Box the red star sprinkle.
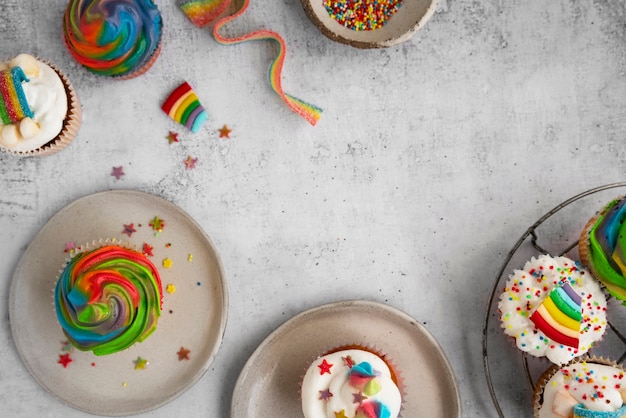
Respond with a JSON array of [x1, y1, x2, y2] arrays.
[[122, 223, 136, 237], [218, 124, 232, 138], [319, 389, 333, 401], [111, 166, 125, 180], [177, 347, 191, 361], [342, 355, 355, 368], [318, 359, 333, 375], [149, 216, 165, 232], [142, 243, 154, 256], [184, 156, 198, 170], [166, 131, 179, 144], [58, 353, 72, 368]]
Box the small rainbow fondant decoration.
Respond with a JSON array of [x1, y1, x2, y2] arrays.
[[177, 0, 229, 28], [355, 400, 392, 418], [0, 67, 33, 125], [161, 81, 208, 133], [529, 281, 582, 348], [349, 362, 381, 395]]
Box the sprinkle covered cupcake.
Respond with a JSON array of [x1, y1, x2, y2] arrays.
[[301, 346, 402, 418], [533, 357, 626, 418], [63, 0, 163, 79], [54, 242, 163, 356], [498, 255, 608, 365], [0, 54, 81, 156], [579, 197, 626, 304]]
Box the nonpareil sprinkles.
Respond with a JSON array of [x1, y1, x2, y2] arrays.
[[324, 0, 404, 31]]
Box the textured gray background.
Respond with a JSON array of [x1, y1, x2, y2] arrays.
[[1, 0, 625, 417]]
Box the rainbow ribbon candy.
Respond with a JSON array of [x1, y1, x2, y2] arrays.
[[0, 67, 33, 125], [178, 0, 322, 126]]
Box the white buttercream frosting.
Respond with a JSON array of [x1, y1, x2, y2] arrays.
[[0, 55, 68, 152], [301, 349, 401, 418]]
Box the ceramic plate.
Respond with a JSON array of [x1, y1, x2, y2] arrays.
[[300, 0, 439, 48], [231, 300, 460, 417], [9, 190, 228, 416]]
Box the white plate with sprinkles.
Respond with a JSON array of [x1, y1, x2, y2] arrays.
[[300, 0, 439, 48], [230, 300, 460, 417], [9, 190, 228, 416]]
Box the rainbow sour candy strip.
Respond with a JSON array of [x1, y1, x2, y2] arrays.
[[178, 0, 322, 125], [0, 67, 33, 125], [177, 0, 229, 28], [162, 81, 209, 133]]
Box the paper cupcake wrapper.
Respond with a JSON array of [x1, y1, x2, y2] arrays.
[[1, 58, 81, 157], [532, 356, 625, 418]]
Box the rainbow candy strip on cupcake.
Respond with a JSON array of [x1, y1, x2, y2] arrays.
[[498, 255, 607, 365], [63, 0, 162, 78], [301, 348, 402, 418], [54, 243, 163, 356]]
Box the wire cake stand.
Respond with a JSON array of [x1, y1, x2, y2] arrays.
[[482, 182, 626, 417]]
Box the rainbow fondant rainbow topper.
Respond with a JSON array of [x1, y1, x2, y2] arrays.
[[0, 67, 33, 126], [162, 81, 208, 133], [529, 281, 582, 348], [177, 0, 322, 126]]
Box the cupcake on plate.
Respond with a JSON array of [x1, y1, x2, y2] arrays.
[[301, 345, 403, 418], [498, 254, 608, 365], [63, 0, 163, 79], [579, 197, 626, 304], [533, 357, 626, 418], [54, 240, 163, 356], [0, 54, 81, 156]]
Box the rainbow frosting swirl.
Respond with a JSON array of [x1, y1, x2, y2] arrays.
[[586, 198, 626, 302], [54, 245, 163, 356], [63, 0, 162, 77]]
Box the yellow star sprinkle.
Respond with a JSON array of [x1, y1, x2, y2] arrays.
[[134, 357, 148, 370], [163, 258, 173, 268], [166, 284, 176, 294]]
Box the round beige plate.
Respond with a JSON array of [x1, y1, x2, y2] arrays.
[[9, 190, 228, 416], [300, 0, 439, 48], [231, 300, 460, 417]]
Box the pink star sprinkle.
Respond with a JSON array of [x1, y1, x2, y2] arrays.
[[184, 156, 198, 170], [122, 223, 136, 237], [111, 166, 125, 180]]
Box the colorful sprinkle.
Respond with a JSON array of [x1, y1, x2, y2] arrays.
[[149, 216, 165, 232], [163, 258, 173, 269], [218, 124, 231, 138], [324, 0, 404, 31], [184, 155, 198, 170], [111, 166, 125, 180], [122, 223, 137, 237], [166, 131, 179, 144], [133, 356, 149, 370], [166, 284, 176, 294], [58, 353, 72, 368], [177, 346, 191, 361]]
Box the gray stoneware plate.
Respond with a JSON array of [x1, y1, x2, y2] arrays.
[[231, 300, 460, 417], [9, 190, 228, 416], [300, 0, 439, 48]]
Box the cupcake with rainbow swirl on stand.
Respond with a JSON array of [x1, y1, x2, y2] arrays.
[[54, 239, 163, 356], [62, 0, 163, 79]]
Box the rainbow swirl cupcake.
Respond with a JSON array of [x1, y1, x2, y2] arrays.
[[54, 243, 163, 356], [63, 0, 163, 79], [580, 197, 626, 304]]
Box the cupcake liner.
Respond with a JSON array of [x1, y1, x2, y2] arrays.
[[2, 58, 81, 157], [532, 356, 625, 418]]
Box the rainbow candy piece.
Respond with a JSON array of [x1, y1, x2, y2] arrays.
[[177, 0, 229, 27], [161, 81, 208, 133], [349, 362, 382, 395], [178, 0, 322, 125], [529, 281, 582, 348], [355, 400, 392, 418], [0, 67, 33, 125], [55, 245, 163, 356]]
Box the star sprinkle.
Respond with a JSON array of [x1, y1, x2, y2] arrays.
[[352, 392, 368, 404], [342, 355, 355, 368], [334, 411, 348, 418], [218, 124, 232, 138], [163, 258, 173, 269], [58, 353, 72, 368], [319, 389, 333, 401], [64, 242, 76, 253], [318, 359, 333, 375], [184, 156, 198, 170], [111, 166, 125, 180], [149, 216, 165, 232], [134, 356, 149, 370], [142, 243, 154, 256], [177, 347, 191, 361], [166, 131, 179, 144], [166, 284, 176, 294], [122, 223, 136, 237]]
